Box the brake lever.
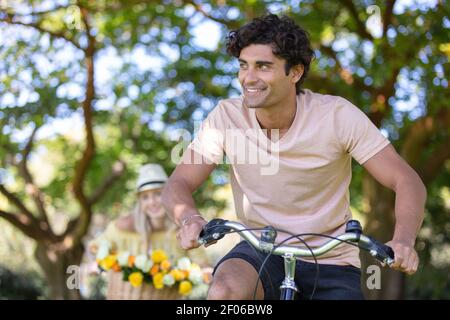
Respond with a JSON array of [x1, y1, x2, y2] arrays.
[[365, 236, 395, 266], [198, 218, 231, 246]]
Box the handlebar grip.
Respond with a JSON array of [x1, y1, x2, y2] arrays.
[[378, 243, 395, 260], [198, 219, 229, 246], [367, 237, 395, 265]]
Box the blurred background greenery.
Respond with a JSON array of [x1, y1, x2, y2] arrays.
[[0, 0, 448, 299]]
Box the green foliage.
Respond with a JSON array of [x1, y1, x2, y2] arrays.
[[0, 0, 448, 299], [0, 265, 44, 299]]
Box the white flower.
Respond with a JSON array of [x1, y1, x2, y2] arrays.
[[177, 257, 191, 270], [188, 283, 209, 299], [190, 263, 201, 270], [96, 240, 111, 260], [188, 268, 203, 285], [142, 260, 153, 273], [99, 239, 111, 248], [134, 254, 147, 269], [117, 252, 130, 267], [163, 274, 175, 286], [135, 254, 153, 272]]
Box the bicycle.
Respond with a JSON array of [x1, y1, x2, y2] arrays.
[[198, 218, 395, 300]]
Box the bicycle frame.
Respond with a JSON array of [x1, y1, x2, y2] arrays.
[[280, 253, 298, 300]]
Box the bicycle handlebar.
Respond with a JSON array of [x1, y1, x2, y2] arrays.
[[198, 219, 395, 266]]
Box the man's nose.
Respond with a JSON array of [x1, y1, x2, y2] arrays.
[[242, 67, 258, 84]]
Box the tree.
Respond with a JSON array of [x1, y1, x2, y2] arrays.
[[157, 0, 450, 299], [0, 1, 125, 299], [0, 0, 227, 298], [1, 0, 448, 299]]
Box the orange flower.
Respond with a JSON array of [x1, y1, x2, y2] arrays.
[[202, 272, 212, 284], [160, 260, 171, 271], [150, 264, 160, 276], [112, 262, 121, 272], [169, 269, 186, 281], [128, 255, 135, 268]]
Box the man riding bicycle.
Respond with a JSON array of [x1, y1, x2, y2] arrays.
[[162, 14, 426, 300]]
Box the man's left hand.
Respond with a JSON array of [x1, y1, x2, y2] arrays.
[[385, 240, 419, 275]]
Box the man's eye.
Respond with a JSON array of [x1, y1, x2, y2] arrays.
[[259, 65, 269, 70]]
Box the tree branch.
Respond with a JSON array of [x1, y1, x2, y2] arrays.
[[88, 160, 126, 206], [16, 125, 53, 234], [382, 0, 397, 37], [401, 108, 450, 172], [183, 0, 240, 30], [338, 0, 374, 40], [0, 13, 82, 50], [0, 186, 50, 240], [419, 137, 450, 185], [0, 4, 69, 17], [367, 66, 401, 127], [0, 184, 36, 221], [0, 209, 43, 240], [70, 2, 96, 246], [319, 44, 372, 93]]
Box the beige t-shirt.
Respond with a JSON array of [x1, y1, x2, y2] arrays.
[[188, 89, 390, 267]]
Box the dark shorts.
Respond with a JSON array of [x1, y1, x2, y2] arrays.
[[213, 241, 364, 300]]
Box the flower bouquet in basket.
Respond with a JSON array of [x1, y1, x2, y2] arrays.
[[95, 240, 211, 296]]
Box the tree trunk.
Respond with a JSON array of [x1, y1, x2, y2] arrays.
[[361, 173, 406, 299], [35, 242, 84, 300]]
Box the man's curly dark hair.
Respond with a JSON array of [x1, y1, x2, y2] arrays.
[[226, 14, 315, 94]]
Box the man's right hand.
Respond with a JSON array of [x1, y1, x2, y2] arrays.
[[176, 215, 207, 250]]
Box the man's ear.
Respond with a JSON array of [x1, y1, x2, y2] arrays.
[[290, 64, 304, 84]]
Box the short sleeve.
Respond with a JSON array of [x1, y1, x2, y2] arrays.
[[186, 103, 226, 165], [334, 97, 390, 164]]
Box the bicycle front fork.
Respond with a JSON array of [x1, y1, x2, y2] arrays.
[[279, 253, 299, 300]]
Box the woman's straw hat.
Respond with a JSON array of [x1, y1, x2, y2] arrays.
[[136, 164, 168, 193]]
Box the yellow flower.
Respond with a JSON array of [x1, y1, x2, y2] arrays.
[[99, 255, 117, 270], [169, 269, 186, 281], [178, 280, 193, 295], [128, 272, 144, 288], [151, 249, 168, 264], [160, 259, 171, 271], [153, 272, 164, 289]]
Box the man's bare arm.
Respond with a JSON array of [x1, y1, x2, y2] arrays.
[[363, 144, 426, 274], [162, 148, 216, 249]]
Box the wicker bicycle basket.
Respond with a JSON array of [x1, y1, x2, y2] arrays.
[[105, 271, 182, 300]]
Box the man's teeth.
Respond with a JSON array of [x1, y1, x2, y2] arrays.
[[246, 88, 264, 92]]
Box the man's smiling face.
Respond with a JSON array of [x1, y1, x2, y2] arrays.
[[238, 44, 299, 109]]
